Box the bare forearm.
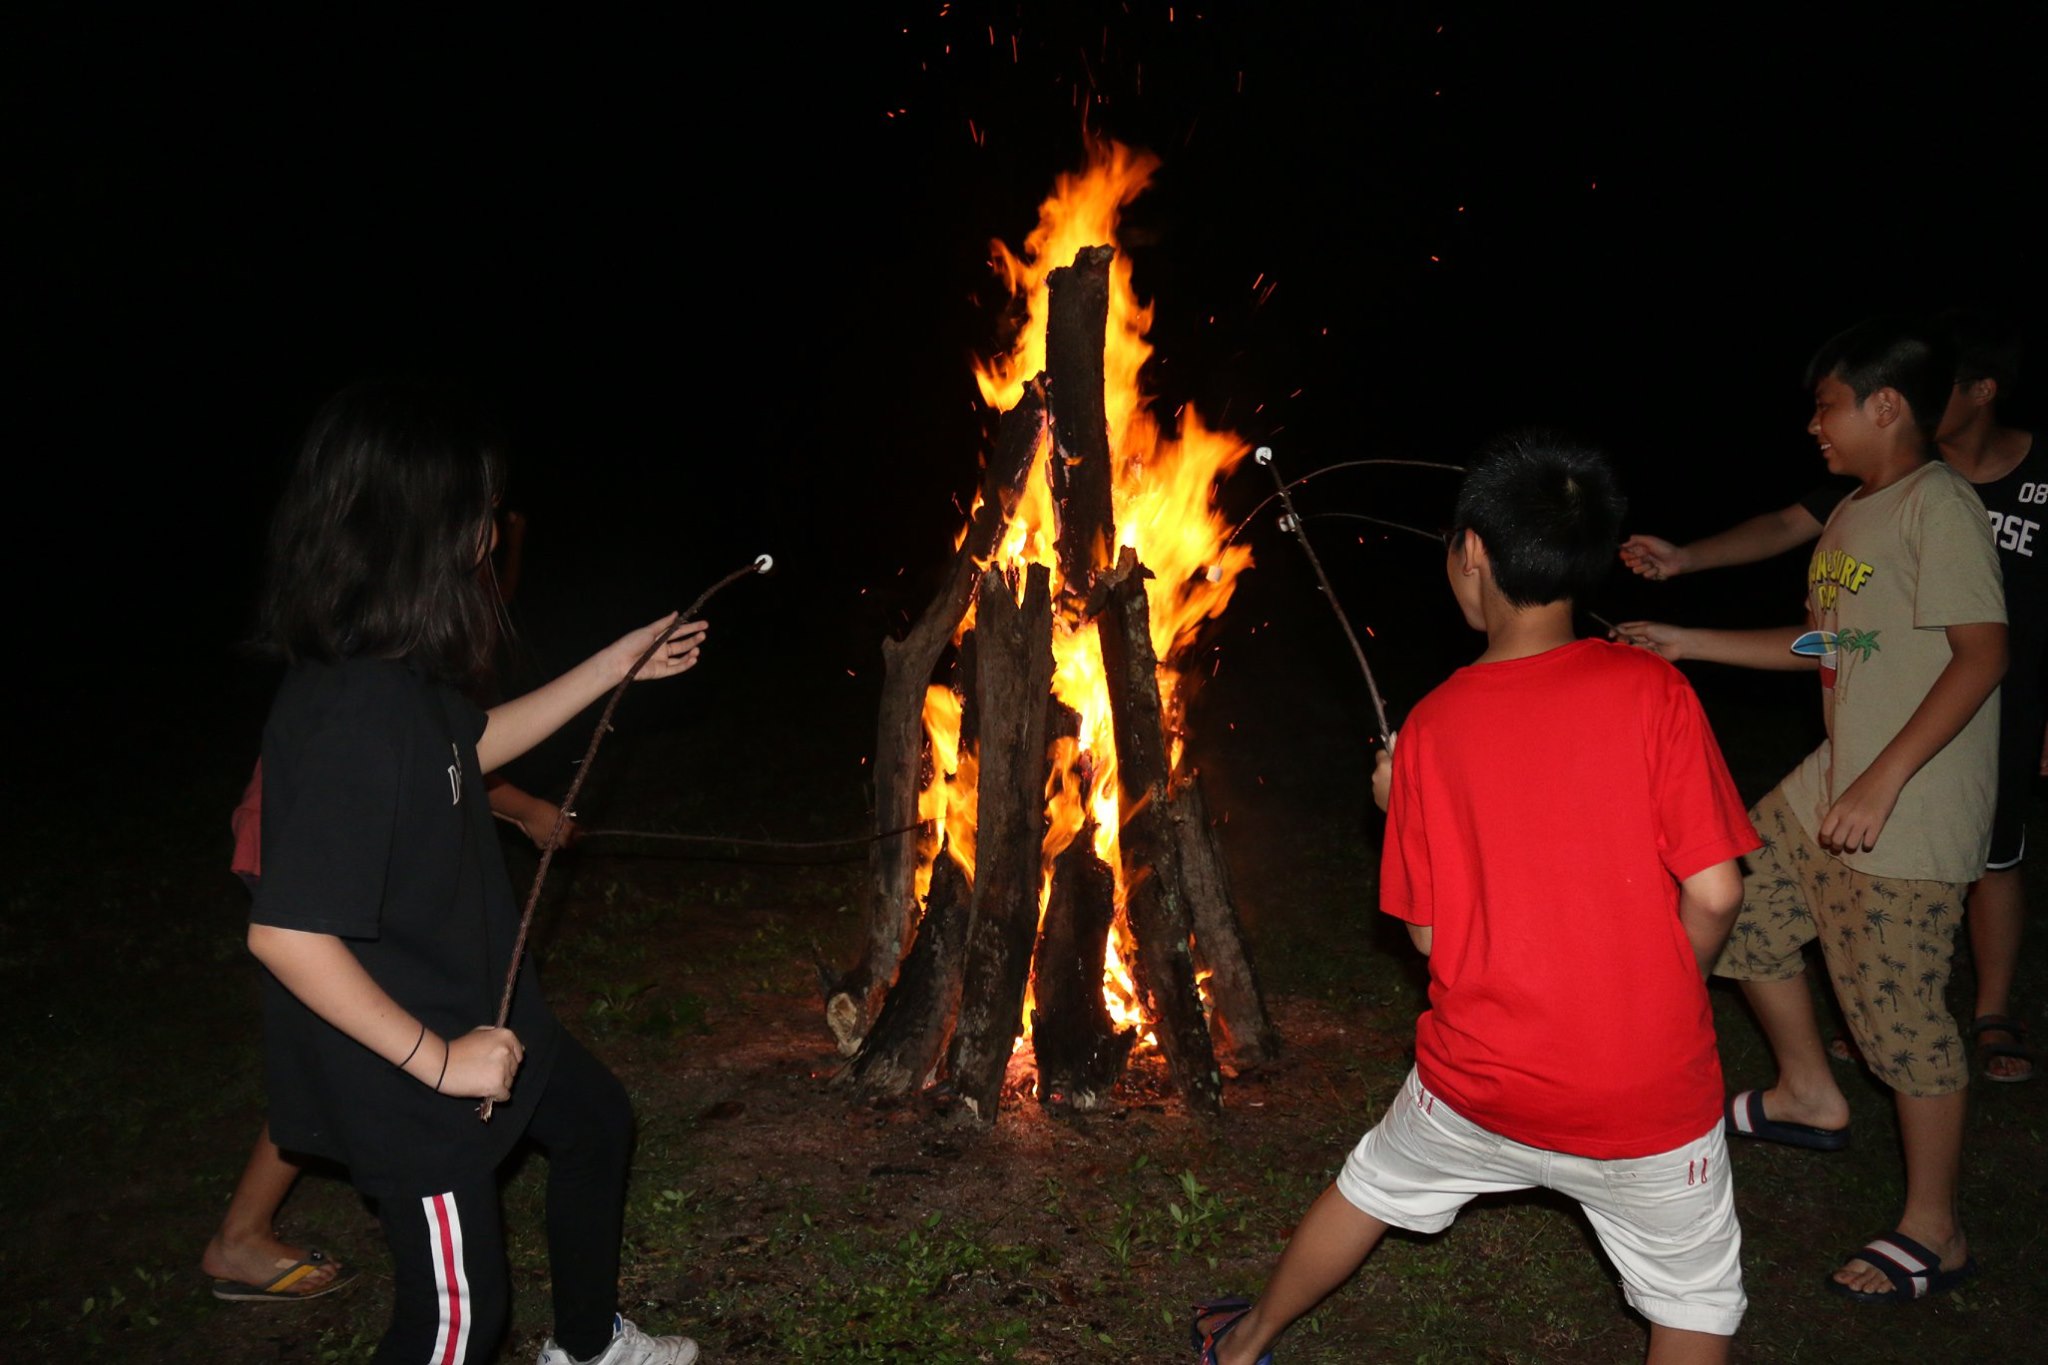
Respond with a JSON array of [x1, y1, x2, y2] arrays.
[[1406, 923, 1433, 956], [1676, 862, 1743, 975], [477, 614, 706, 773], [1684, 506, 1823, 573], [1860, 625, 2007, 795], [478, 654, 616, 773], [1613, 617, 1813, 668], [246, 925, 444, 1083]]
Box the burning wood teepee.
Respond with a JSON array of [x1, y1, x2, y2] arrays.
[[825, 139, 1277, 1125]]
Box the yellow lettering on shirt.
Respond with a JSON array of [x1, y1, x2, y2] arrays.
[[1808, 547, 1879, 611]]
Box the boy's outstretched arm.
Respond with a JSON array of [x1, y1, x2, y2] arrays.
[[1676, 860, 1744, 975], [1619, 503, 1823, 580], [1609, 621, 1812, 669], [1818, 621, 2006, 854]]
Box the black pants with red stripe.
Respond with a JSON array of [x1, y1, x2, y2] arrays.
[[371, 1035, 633, 1364]]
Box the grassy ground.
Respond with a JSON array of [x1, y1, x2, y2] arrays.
[[4, 578, 2045, 1363]]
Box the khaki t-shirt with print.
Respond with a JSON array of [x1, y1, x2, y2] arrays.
[[1780, 460, 2005, 883]]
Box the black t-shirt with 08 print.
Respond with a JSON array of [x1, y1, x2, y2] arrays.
[[250, 657, 562, 1198]]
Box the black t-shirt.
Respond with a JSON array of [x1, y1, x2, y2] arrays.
[[251, 658, 562, 1197], [1971, 436, 2048, 730]]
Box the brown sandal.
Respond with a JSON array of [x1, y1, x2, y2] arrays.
[[1969, 1015, 2035, 1084]]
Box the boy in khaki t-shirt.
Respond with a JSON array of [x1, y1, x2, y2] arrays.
[[1782, 458, 2003, 884], [1615, 315, 2005, 1307]]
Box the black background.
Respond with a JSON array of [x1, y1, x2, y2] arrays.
[[12, 3, 2045, 779]]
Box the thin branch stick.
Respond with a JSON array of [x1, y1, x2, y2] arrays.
[[1305, 511, 1447, 545], [572, 819, 924, 850], [1227, 457, 1464, 545], [478, 554, 771, 1120], [1255, 448, 1394, 748]]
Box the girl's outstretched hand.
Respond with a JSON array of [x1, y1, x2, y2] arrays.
[[439, 1026, 525, 1101], [603, 612, 709, 685]]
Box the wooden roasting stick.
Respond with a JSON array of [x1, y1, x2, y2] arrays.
[[1255, 446, 1395, 749], [478, 554, 773, 1120]]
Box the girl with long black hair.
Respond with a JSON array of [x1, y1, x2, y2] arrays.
[[247, 377, 702, 1364]]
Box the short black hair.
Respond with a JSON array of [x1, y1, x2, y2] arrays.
[[1803, 315, 1956, 444], [260, 377, 507, 685], [1451, 429, 1625, 608], [1938, 304, 2022, 390]]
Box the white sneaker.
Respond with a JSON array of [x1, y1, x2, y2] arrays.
[[537, 1314, 700, 1365]]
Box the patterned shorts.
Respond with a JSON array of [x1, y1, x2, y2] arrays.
[[1712, 785, 1968, 1098]]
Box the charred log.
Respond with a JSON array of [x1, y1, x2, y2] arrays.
[[1046, 245, 1117, 586], [945, 565, 1055, 1123], [1031, 823, 1133, 1112], [847, 850, 972, 1098], [1095, 547, 1222, 1117], [1169, 773, 1278, 1069], [829, 382, 1048, 1052]]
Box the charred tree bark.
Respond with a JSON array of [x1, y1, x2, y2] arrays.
[[1032, 820, 1133, 1112], [1095, 548, 1222, 1117], [946, 565, 1055, 1123], [847, 850, 972, 1098], [829, 382, 1048, 1053], [1169, 773, 1278, 1069], [1047, 245, 1117, 586]]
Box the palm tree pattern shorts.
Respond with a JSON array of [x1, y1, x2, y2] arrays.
[[1712, 785, 1968, 1098]]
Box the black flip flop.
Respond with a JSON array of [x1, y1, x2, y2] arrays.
[[1723, 1089, 1849, 1152]]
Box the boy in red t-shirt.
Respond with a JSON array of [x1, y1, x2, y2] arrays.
[[1193, 432, 1760, 1365]]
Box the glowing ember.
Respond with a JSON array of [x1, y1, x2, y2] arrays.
[[916, 133, 1256, 1047]]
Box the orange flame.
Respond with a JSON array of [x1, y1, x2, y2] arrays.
[[918, 133, 1255, 1048]]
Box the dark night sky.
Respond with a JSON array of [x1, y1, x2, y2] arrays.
[[12, 3, 2046, 771]]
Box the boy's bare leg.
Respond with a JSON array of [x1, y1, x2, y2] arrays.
[[1203, 1185, 1389, 1365], [1646, 1324, 1730, 1365], [1737, 971, 1851, 1130], [200, 1124, 341, 1290], [1967, 867, 2029, 1078], [1833, 1088, 1969, 1293]]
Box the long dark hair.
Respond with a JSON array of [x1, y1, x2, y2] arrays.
[[260, 377, 506, 685]]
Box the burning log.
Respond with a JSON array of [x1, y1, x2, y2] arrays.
[[1169, 775, 1278, 1069], [828, 382, 1049, 1054], [848, 849, 971, 1098], [1047, 244, 1116, 583], [1093, 547, 1222, 1117], [1031, 814, 1133, 1111], [944, 565, 1054, 1121], [833, 171, 1273, 1129]]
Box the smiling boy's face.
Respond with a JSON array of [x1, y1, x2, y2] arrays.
[[1807, 372, 1892, 481]]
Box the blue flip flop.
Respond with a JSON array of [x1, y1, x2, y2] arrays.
[[1826, 1231, 1977, 1304], [1723, 1089, 1849, 1152], [1191, 1295, 1274, 1365]]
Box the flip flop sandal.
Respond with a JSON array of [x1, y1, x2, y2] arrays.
[[1723, 1089, 1850, 1151], [1968, 1015, 2036, 1083], [209, 1249, 361, 1303], [1825, 1231, 1977, 1304], [1191, 1294, 1274, 1365]]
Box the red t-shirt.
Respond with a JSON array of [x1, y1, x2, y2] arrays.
[[231, 760, 263, 880], [1380, 639, 1760, 1159]]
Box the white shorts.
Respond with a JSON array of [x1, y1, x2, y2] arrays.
[[1336, 1069, 1746, 1336]]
